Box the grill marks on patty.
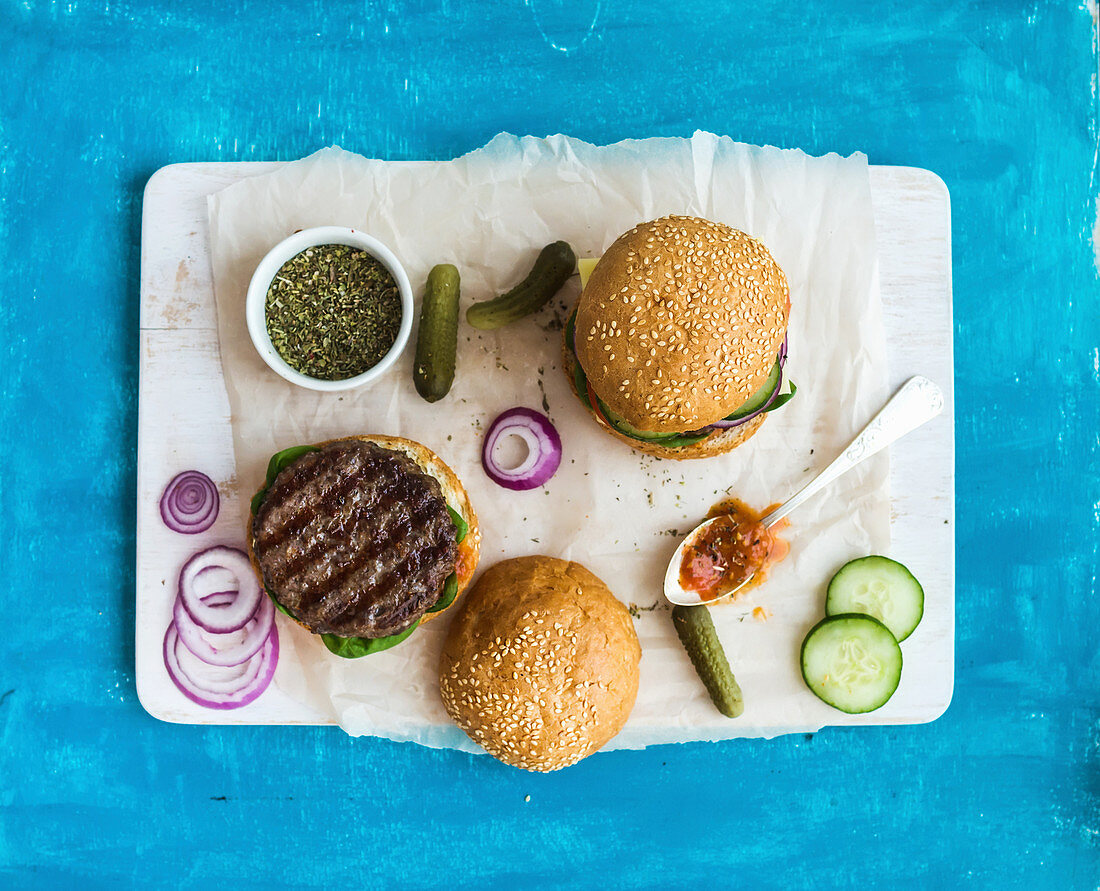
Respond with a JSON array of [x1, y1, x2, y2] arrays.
[[252, 440, 458, 638]]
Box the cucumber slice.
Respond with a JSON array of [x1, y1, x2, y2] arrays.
[[723, 357, 782, 421], [801, 614, 902, 713], [653, 430, 714, 449], [825, 556, 924, 642], [597, 398, 679, 442], [602, 402, 712, 448]]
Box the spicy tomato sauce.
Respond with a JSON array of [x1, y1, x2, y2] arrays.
[[678, 499, 789, 602]]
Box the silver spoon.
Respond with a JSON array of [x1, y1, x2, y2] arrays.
[[663, 375, 945, 607]]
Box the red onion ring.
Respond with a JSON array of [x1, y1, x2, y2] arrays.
[[163, 622, 278, 709], [199, 591, 237, 608], [177, 546, 262, 633], [173, 592, 274, 667], [190, 564, 240, 600], [170, 625, 262, 693], [160, 471, 219, 534], [482, 407, 562, 490]]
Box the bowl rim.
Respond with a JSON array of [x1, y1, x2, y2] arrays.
[[244, 226, 414, 392]]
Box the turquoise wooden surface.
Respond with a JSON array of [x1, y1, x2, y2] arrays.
[[1, 1, 1097, 887]]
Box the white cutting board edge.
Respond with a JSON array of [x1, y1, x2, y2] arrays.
[[135, 161, 955, 739]]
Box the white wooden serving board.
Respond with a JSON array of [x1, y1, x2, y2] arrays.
[[136, 162, 954, 733]]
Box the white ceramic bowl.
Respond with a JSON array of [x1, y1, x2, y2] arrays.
[[245, 226, 414, 392]]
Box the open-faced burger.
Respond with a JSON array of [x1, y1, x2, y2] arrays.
[[563, 215, 795, 459], [247, 435, 479, 657]]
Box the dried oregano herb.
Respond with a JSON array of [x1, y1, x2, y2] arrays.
[[265, 244, 402, 380]]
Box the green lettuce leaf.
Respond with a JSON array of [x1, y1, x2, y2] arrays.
[[321, 620, 421, 659], [762, 381, 797, 413], [446, 506, 468, 544], [250, 444, 321, 515], [427, 573, 459, 614], [269, 592, 296, 620], [266, 444, 321, 482]]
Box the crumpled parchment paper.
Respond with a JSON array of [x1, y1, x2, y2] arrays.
[[207, 133, 888, 750]]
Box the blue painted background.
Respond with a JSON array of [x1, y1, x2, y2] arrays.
[[1, 1, 1097, 887]]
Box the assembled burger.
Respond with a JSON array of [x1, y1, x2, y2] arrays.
[[563, 215, 795, 459], [248, 435, 479, 658]]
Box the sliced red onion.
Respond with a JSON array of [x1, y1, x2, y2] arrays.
[[160, 471, 219, 534], [173, 591, 274, 667], [200, 591, 237, 608], [178, 546, 262, 633], [170, 624, 262, 693], [164, 622, 278, 709], [482, 407, 562, 491]]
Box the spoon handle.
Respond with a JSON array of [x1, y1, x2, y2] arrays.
[[762, 375, 945, 527]]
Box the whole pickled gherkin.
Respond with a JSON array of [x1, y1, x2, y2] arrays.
[[413, 264, 461, 402], [465, 241, 576, 329], [671, 605, 744, 718]]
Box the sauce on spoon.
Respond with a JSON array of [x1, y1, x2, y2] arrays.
[[678, 500, 790, 602]]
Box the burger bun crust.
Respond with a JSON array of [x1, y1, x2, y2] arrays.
[[439, 556, 641, 772], [562, 332, 767, 459]]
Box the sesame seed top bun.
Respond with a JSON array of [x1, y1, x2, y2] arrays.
[[562, 336, 769, 460], [575, 215, 790, 434], [439, 556, 641, 772]]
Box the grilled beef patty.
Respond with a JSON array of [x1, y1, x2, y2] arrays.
[[251, 440, 458, 638]]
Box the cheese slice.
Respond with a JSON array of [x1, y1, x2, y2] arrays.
[[578, 257, 599, 290]]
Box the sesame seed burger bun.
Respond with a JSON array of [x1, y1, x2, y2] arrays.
[[574, 215, 790, 436], [562, 333, 768, 459], [439, 556, 641, 772]]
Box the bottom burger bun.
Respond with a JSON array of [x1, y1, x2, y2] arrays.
[[562, 338, 767, 459], [439, 556, 641, 772], [248, 435, 480, 642]]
